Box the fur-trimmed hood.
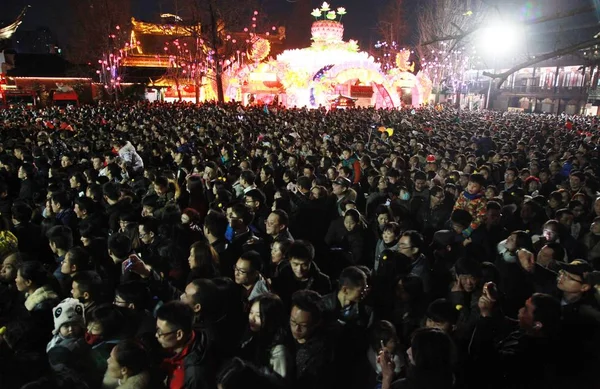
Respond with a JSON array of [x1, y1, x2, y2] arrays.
[[24, 284, 59, 312]]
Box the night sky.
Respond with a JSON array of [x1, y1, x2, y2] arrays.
[[0, 0, 419, 51], [0, 0, 597, 58]]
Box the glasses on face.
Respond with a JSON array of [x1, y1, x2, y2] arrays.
[[233, 266, 249, 275], [398, 244, 413, 250], [558, 270, 582, 283], [113, 298, 127, 306]]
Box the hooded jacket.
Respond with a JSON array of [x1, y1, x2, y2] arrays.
[[118, 141, 144, 172]]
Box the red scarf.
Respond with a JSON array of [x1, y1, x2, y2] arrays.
[[161, 331, 196, 389]]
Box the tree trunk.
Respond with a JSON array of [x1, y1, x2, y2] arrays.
[[208, 0, 224, 103], [195, 76, 200, 104]]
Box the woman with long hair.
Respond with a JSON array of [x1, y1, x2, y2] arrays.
[[187, 239, 219, 281], [239, 293, 293, 379]]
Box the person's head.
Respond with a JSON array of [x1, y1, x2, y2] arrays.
[[240, 170, 256, 189], [504, 167, 518, 184], [517, 293, 561, 337], [536, 242, 564, 268], [52, 297, 85, 338], [541, 220, 560, 242], [343, 208, 362, 232], [0, 252, 21, 283], [47, 225, 74, 254], [413, 171, 427, 192], [108, 233, 132, 261], [138, 217, 158, 245], [180, 278, 219, 317], [73, 197, 95, 219], [369, 320, 400, 357], [425, 299, 459, 333], [50, 191, 71, 213], [375, 205, 394, 228], [244, 189, 266, 212], [260, 166, 273, 183], [569, 170, 585, 190], [399, 230, 423, 259], [61, 247, 90, 275], [265, 210, 289, 237], [234, 250, 262, 287], [407, 328, 456, 371], [226, 203, 253, 231], [450, 209, 473, 234], [287, 240, 315, 281], [505, 230, 533, 253], [114, 281, 150, 311], [557, 260, 593, 297], [454, 257, 481, 292], [71, 271, 102, 304], [155, 301, 194, 350], [203, 211, 228, 240], [106, 339, 150, 380], [290, 290, 323, 343], [382, 222, 401, 245], [396, 274, 424, 302], [17, 163, 34, 180], [86, 304, 123, 345], [248, 293, 286, 339], [556, 208, 574, 229], [15, 260, 49, 293], [188, 240, 219, 270], [337, 266, 367, 307], [271, 237, 292, 265], [332, 176, 350, 196], [467, 173, 485, 195], [486, 201, 502, 226]]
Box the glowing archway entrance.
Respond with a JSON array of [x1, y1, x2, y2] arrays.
[[324, 65, 398, 108]]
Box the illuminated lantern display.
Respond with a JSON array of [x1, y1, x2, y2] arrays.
[[226, 2, 432, 109]]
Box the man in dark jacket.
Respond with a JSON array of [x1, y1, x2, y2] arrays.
[[156, 301, 217, 389], [469, 291, 563, 389], [290, 290, 335, 389], [17, 163, 39, 202], [272, 240, 331, 308]]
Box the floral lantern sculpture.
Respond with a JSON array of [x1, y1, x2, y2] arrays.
[[230, 2, 433, 108], [272, 2, 399, 108]]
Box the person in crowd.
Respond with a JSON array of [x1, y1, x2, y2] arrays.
[[1, 100, 600, 388], [271, 240, 331, 308], [155, 301, 217, 389], [380, 327, 457, 389], [289, 290, 334, 389], [103, 339, 157, 389], [234, 250, 270, 308], [239, 293, 293, 379]]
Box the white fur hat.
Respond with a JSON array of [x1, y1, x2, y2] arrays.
[[52, 298, 85, 335]]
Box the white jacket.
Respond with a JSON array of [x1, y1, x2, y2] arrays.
[[118, 142, 144, 171]]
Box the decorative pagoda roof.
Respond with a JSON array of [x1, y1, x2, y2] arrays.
[[0, 6, 29, 40], [131, 17, 200, 37]]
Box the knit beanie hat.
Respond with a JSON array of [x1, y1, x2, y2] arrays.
[[52, 298, 85, 335]]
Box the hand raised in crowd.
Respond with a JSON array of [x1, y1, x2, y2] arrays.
[[478, 282, 498, 317], [517, 248, 536, 273]]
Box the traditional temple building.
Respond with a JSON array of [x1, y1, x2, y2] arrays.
[[119, 16, 286, 102]]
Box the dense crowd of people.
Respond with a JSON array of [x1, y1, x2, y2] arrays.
[[0, 101, 599, 389]]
